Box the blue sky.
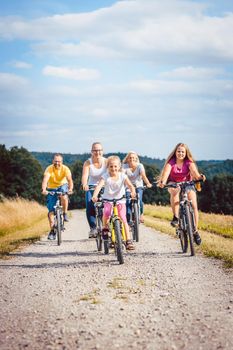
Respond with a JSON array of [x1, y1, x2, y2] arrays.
[[0, 0, 233, 160]]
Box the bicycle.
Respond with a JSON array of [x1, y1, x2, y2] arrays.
[[93, 190, 104, 252], [127, 185, 153, 242], [164, 179, 204, 256], [102, 196, 127, 265], [47, 191, 68, 246]]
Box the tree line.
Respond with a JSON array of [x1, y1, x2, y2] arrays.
[[1, 145, 233, 215]]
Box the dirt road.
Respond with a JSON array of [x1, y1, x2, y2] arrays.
[[0, 210, 232, 350]]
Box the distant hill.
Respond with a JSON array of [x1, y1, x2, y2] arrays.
[[31, 151, 233, 178]]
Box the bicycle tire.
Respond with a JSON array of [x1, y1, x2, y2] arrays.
[[185, 203, 195, 256], [56, 209, 62, 246], [178, 228, 188, 253], [96, 216, 103, 251], [104, 240, 109, 254], [132, 202, 139, 242], [114, 219, 124, 264]]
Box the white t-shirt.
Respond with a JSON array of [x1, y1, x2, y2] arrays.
[[101, 171, 127, 203], [123, 163, 144, 188]]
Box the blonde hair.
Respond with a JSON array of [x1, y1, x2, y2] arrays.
[[123, 151, 140, 164], [158, 143, 196, 181], [107, 155, 122, 170]]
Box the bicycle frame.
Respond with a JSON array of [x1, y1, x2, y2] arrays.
[[110, 204, 126, 243]]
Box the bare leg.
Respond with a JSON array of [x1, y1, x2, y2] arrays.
[[61, 195, 68, 213], [169, 188, 180, 218], [48, 212, 55, 229], [188, 190, 199, 229]]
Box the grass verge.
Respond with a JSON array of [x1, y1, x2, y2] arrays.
[[144, 205, 233, 268], [0, 198, 48, 258]]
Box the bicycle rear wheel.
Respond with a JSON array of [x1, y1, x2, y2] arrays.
[[185, 203, 195, 256], [56, 209, 62, 246], [96, 216, 103, 251], [132, 202, 139, 242], [114, 219, 124, 264]]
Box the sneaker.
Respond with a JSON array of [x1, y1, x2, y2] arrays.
[[102, 228, 110, 241], [63, 213, 69, 222], [126, 239, 135, 250], [47, 230, 56, 240], [89, 228, 97, 238], [170, 215, 179, 227], [193, 231, 202, 245]]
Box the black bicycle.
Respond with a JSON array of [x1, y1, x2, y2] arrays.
[[94, 191, 104, 251], [127, 191, 140, 242], [165, 179, 204, 256], [127, 185, 151, 242], [48, 191, 67, 246]]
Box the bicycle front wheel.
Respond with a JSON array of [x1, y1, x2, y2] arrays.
[[132, 202, 140, 242], [114, 219, 124, 264], [96, 216, 103, 251], [56, 209, 62, 246], [185, 203, 195, 256], [178, 228, 188, 253]]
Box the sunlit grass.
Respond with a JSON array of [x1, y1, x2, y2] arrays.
[[144, 204, 233, 238], [0, 198, 48, 256], [144, 205, 233, 267]]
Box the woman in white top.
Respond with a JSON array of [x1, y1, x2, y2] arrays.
[[81, 142, 107, 237], [123, 151, 152, 223], [92, 155, 136, 250]]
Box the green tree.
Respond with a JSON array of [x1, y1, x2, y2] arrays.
[[0, 145, 44, 202], [198, 175, 233, 215], [69, 160, 85, 209]]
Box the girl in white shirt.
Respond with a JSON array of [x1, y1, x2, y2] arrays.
[[92, 156, 136, 250]]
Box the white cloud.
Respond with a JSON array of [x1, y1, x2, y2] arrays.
[[10, 61, 32, 69], [158, 66, 225, 80], [42, 65, 101, 80], [0, 1, 233, 63], [0, 72, 29, 91]]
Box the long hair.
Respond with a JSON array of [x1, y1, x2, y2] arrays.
[[122, 151, 140, 164], [158, 143, 196, 181]]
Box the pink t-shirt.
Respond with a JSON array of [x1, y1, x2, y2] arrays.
[[168, 158, 192, 182]]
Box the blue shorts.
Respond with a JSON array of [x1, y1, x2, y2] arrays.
[[46, 184, 68, 213]]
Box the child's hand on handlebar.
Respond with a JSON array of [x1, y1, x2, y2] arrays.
[[42, 190, 48, 195]]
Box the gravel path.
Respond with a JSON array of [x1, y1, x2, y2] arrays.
[[0, 210, 232, 350]]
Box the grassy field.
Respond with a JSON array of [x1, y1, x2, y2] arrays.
[[1, 198, 233, 268], [0, 198, 48, 257], [144, 204, 233, 267]]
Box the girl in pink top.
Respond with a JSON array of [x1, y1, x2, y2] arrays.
[[158, 143, 205, 245]]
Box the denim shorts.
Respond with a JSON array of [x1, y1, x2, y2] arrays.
[[46, 184, 68, 213]]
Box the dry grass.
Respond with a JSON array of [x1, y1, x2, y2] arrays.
[[144, 205, 233, 267], [145, 204, 233, 238], [0, 198, 48, 257]]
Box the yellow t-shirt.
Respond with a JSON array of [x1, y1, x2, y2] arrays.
[[44, 164, 71, 189]]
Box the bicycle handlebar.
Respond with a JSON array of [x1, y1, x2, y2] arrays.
[[47, 191, 70, 196], [102, 195, 126, 203], [163, 178, 204, 189]]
